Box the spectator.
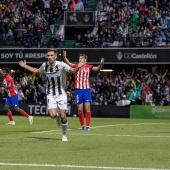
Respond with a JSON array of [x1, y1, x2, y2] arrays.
[[86, 33, 94, 47], [136, 34, 144, 47], [32, 90, 39, 104], [166, 31, 170, 47], [14, 29, 23, 46], [103, 34, 113, 48], [6, 28, 13, 43], [0, 88, 7, 103], [69, 0, 76, 11], [145, 90, 153, 105], [24, 89, 32, 103], [73, 0, 84, 11], [43, 0, 51, 13], [129, 33, 137, 47], [46, 35, 57, 48], [61, 0, 69, 11], [53, 9, 61, 25], [126, 88, 136, 105], [24, 38, 33, 48], [153, 88, 162, 106], [97, 94, 107, 105], [93, 34, 101, 47], [74, 34, 83, 48], [162, 95, 170, 106], [36, 28, 42, 48], [40, 89, 47, 104], [18, 88, 25, 104], [48, 12, 55, 35], [0, 25, 7, 45], [55, 34, 63, 47]]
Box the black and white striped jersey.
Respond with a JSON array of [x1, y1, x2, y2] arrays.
[[39, 61, 71, 96]]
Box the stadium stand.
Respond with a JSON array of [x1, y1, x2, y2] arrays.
[[1, 64, 170, 106], [0, 0, 170, 48]]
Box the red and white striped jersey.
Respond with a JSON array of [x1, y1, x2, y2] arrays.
[[3, 75, 17, 97], [73, 64, 93, 89]]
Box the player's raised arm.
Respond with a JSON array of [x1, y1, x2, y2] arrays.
[[92, 58, 104, 71], [63, 50, 74, 67], [19, 60, 39, 74], [69, 61, 84, 74]]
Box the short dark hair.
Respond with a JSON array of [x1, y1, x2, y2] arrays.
[[79, 54, 88, 59], [47, 49, 57, 54], [2, 67, 10, 73]]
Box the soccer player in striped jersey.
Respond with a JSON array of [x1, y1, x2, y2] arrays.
[[19, 49, 83, 141], [63, 51, 104, 131], [0, 67, 33, 125]]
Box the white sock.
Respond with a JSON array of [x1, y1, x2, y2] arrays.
[[61, 121, 68, 135], [56, 112, 60, 117]]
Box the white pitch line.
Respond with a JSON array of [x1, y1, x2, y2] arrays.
[[32, 129, 59, 133], [68, 133, 170, 138], [82, 123, 166, 129], [31, 123, 167, 134], [40, 132, 170, 138], [32, 132, 170, 138], [32, 129, 72, 134], [0, 163, 169, 170]]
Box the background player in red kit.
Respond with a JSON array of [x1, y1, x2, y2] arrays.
[[0, 67, 33, 125], [63, 52, 104, 130]]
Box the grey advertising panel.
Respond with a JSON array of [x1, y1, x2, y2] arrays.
[[0, 103, 129, 118], [0, 48, 169, 64]]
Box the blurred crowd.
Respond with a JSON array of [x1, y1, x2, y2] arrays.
[[1, 0, 170, 48], [74, 0, 170, 48], [0, 0, 85, 48], [1, 64, 170, 106]]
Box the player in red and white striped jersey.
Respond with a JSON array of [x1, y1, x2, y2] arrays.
[[63, 51, 104, 130], [73, 63, 93, 89]]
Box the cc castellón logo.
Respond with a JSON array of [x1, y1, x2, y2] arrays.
[[116, 51, 157, 60], [116, 51, 123, 60]]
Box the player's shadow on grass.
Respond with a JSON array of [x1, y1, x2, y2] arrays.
[[27, 137, 61, 141]]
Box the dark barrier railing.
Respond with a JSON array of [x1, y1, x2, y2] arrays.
[[2, 103, 170, 119], [71, 104, 130, 118]]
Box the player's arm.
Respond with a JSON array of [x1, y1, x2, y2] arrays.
[[19, 60, 39, 74], [5, 82, 11, 90], [63, 50, 74, 67], [69, 61, 84, 74], [2, 79, 11, 91], [92, 58, 104, 71], [6, 81, 11, 88]]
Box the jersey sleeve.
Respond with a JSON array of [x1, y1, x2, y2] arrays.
[[3, 77, 11, 87], [73, 64, 78, 68], [60, 61, 71, 72], [2, 79, 7, 88], [89, 64, 93, 70], [38, 62, 46, 74]]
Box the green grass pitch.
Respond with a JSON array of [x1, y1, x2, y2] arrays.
[[0, 116, 170, 170]]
